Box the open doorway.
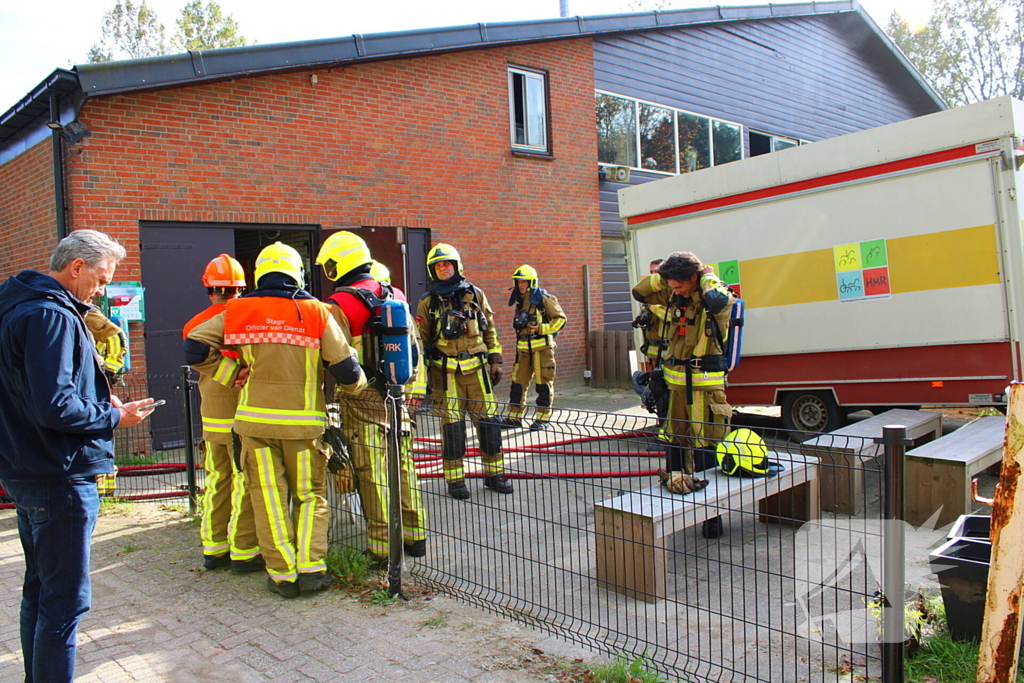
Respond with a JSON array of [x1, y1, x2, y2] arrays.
[[139, 222, 317, 449]]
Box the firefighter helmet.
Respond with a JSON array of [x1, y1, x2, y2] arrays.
[[426, 243, 463, 281], [202, 253, 246, 288], [369, 260, 391, 284], [254, 242, 304, 286], [512, 264, 538, 289], [716, 428, 770, 477], [315, 231, 372, 281]]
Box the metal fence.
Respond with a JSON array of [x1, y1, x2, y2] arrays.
[[328, 396, 900, 683], [14, 369, 904, 682]]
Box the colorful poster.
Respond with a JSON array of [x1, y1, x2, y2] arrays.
[[833, 240, 890, 302], [709, 259, 741, 298]]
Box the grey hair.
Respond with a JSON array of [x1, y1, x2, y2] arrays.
[[50, 230, 127, 272]]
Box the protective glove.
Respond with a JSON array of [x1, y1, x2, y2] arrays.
[[488, 352, 503, 386], [657, 469, 709, 495]]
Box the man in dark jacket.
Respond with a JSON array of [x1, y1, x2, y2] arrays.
[[0, 229, 155, 683]]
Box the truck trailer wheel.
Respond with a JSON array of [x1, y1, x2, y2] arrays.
[[781, 391, 844, 437]]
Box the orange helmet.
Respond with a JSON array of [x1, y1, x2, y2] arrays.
[[202, 254, 246, 287]]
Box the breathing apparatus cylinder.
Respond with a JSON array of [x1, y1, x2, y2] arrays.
[[380, 299, 414, 385]]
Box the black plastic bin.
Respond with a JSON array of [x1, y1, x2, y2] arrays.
[[929, 537, 991, 642], [947, 514, 991, 542]]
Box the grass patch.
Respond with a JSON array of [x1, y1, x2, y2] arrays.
[[369, 589, 399, 606], [122, 542, 137, 554], [417, 613, 448, 629], [99, 498, 135, 515], [906, 632, 1024, 682], [587, 651, 668, 683]]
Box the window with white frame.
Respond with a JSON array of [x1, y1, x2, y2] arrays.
[[596, 91, 744, 174], [509, 67, 548, 153], [749, 131, 804, 156]]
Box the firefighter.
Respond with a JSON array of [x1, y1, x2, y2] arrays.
[[416, 244, 510, 499], [632, 251, 736, 538], [185, 242, 366, 598], [501, 265, 566, 431], [182, 254, 262, 573], [315, 232, 428, 564], [85, 308, 127, 385]]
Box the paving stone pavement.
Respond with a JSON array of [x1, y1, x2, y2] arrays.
[[0, 505, 590, 683]]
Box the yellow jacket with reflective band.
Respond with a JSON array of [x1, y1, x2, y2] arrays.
[[182, 301, 241, 444], [186, 296, 365, 439], [513, 290, 566, 351], [416, 285, 502, 374], [631, 272, 735, 389], [85, 309, 127, 377]]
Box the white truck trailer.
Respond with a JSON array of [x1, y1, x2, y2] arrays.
[[619, 96, 1024, 433]]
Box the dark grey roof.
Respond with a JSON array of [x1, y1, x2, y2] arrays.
[[0, 2, 944, 147]]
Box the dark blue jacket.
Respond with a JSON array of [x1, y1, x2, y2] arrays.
[[0, 270, 119, 481]]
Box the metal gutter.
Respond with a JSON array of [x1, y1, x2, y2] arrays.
[[73, 2, 859, 97]]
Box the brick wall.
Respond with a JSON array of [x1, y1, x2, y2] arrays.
[[59, 39, 600, 382], [0, 142, 59, 276]]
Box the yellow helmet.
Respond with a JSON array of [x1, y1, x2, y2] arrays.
[[426, 243, 463, 281], [512, 264, 538, 289], [254, 242, 304, 286], [716, 428, 770, 477], [315, 231, 372, 281], [369, 260, 391, 284]]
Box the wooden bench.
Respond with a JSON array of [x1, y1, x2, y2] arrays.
[[594, 451, 819, 603], [905, 415, 1005, 527], [800, 409, 942, 516]]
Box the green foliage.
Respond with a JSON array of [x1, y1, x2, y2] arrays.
[[88, 0, 247, 63], [588, 651, 668, 683], [886, 0, 1024, 106], [369, 589, 399, 606], [417, 613, 448, 628], [324, 544, 379, 587], [89, 0, 167, 62], [99, 497, 135, 515], [906, 631, 1024, 682], [172, 1, 248, 51]]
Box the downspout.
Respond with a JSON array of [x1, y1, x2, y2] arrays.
[[49, 93, 67, 240]]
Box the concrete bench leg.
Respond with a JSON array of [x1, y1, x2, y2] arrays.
[[595, 507, 665, 603]]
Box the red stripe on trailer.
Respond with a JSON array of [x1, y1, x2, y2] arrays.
[[727, 341, 1012, 406], [626, 143, 989, 226]]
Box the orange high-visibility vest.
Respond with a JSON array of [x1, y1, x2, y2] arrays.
[[183, 303, 239, 359], [223, 297, 328, 348]]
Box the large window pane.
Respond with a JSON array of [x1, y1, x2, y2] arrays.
[[678, 112, 710, 173], [596, 93, 637, 167], [639, 103, 676, 172], [713, 120, 742, 166], [510, 69, 548, 152]]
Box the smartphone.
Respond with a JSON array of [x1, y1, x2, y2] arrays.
[[148, 399, 167, 408]]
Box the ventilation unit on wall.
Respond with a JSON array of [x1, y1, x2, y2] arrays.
[[600, 165, 631, 183]]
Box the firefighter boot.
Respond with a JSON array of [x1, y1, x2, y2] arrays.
[[404, 539, 427, 558], [666, 445, 686, 473], [702, 516, 724, 539], [483, 474, 514, 494], [447, 480, 471, 500], [692, 447, 718, 473]]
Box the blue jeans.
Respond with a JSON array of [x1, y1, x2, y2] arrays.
[[1, 477, 99, 683]]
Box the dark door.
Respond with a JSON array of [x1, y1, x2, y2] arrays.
[[140, 226, 235, 449], [405, 228, 430, 306], [315, 226, 430, 304]]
